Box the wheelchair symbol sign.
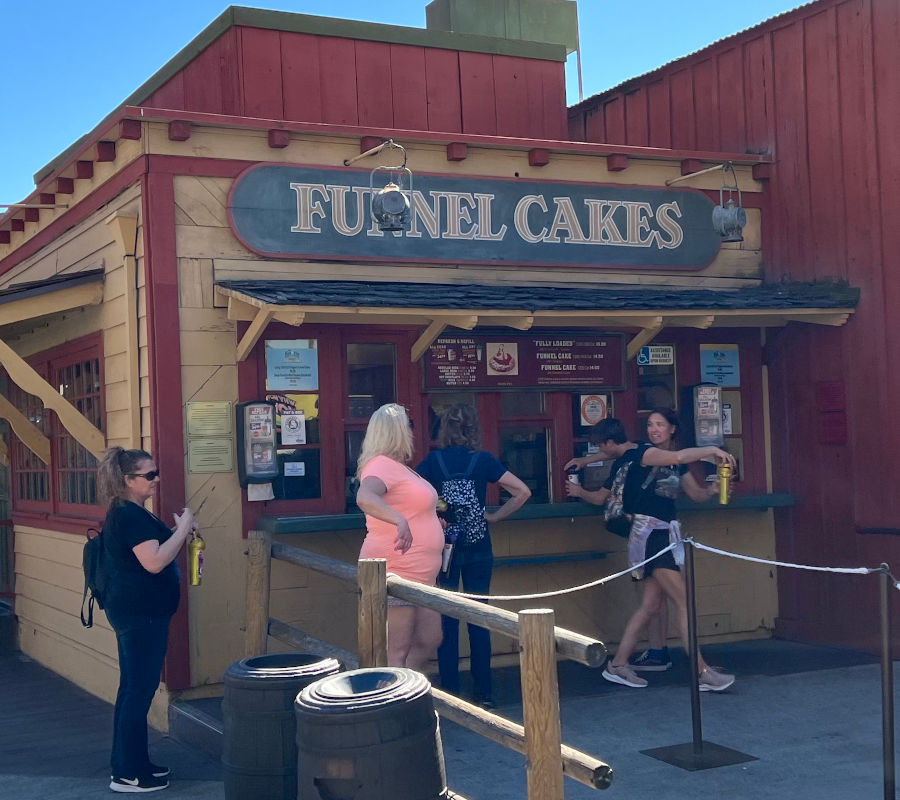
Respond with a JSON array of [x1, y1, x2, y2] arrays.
[[637, 345, 674, 366]]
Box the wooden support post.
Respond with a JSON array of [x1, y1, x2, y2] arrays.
[[357, 558, 388, 668], [245, 530, 273, 658], [106, 214, 141, 448], [519, 608, 564, 800], [236, 307, 274, 362]]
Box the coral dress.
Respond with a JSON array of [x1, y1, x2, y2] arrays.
[[359, 455, 444, 585]]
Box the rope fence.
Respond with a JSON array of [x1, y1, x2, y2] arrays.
[[434, 534, 896, 799], [447, 537, 892, 602]]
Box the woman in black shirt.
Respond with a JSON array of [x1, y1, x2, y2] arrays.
[[98, 447, 195, 793], [567, 417, 737, 692]]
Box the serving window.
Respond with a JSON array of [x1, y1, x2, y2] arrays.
[[244, 323, 767, 519]]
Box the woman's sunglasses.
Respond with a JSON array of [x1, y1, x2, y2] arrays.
[[129, 470, 160, 481]]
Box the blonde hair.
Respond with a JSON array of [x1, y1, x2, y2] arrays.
[[97, 446, 153, 508], [356, 403, 413, 477]]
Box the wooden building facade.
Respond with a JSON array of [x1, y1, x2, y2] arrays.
[[0, 4, 864, 718], [568, 0, 900, 648]]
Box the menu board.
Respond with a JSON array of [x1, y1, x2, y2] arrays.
[[425, 334, 625, 390]]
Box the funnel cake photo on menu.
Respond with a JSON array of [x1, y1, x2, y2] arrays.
[[486, 342, 518, 376]]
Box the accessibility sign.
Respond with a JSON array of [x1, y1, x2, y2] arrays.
[[637, 345, 674, 366]]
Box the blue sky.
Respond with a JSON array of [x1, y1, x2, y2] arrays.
[[0, 1, 803, 203]]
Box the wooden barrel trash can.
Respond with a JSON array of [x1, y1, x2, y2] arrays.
[[295, 667, 448, 800], [223, 653, 342, 800]]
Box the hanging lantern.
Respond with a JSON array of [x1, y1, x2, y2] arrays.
[[712, 162, 747, 243], [370, 141, 413, 233]]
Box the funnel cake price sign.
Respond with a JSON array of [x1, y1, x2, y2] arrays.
[[425, 334, 625, 391]]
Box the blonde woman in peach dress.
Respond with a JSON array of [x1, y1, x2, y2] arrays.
[[356, 404, 444, 670]]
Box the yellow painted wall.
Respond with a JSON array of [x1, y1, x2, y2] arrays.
[[0, 137, 143, 261], [247, 507, 777, 674], [3, 185, 174, 728], [165, 133, 775, 689]]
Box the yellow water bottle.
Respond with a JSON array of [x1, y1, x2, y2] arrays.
[[189, 532, 206, 586], [717, 463, 733, 505]]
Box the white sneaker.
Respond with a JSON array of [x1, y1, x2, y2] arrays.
[[602, 661, 648, 688], [699, 667, 735, 692], [109, 775, 169, 793]]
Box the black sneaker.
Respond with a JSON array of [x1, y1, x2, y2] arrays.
[[629, 649, 673, 672], [109, 775, 169, 793], [110, 766, 169, 780]]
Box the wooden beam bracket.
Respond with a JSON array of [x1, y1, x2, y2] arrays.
[[236, 307, 276, 362], [268, 129, 291, 149], [0, 393, 50, 464], [528, 148, 550, 167], [168, 120, 192, 142], [446, 142, 468, 162], [626, 317, 665, 360], [606, 153, 628, 172], [505, 314, 535, 331], [0, 341, 105, 458], [96, 141, 117, 162], [411, 319, 450, 362]]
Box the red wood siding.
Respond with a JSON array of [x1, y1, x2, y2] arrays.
[[569, 0, 900, 648], [143, 25, 566, 139]]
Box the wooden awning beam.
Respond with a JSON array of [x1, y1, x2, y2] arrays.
[[274, 309, 307, 327], [0, 393, 50, 464], [665, 315, 716, 329], [0, 339, 105, 459], [626, 317, 665, 360], [225, 295, 260, 322], [215, 286, 857, 331], [505, 315, 535, 330], [781, 312, 851, 326], [0, 280, 104, 329]]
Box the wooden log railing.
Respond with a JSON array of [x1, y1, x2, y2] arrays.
[[245, 531, 613, 799]]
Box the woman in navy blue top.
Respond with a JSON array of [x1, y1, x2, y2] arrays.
[[417, 404, 530, 707], [98, 447, 196, 793]]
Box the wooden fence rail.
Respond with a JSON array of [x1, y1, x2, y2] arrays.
[[245, 530, 613, 798]]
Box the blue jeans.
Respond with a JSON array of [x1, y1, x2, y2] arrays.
[[437, 544, 493, 699], [105, 609, 171, 778]]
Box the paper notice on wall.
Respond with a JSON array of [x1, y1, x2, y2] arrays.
[[247, 482, 275, 502], [579, 394, 609, 426], [281, 412, 306, 445], [722, 404, 733, 435]]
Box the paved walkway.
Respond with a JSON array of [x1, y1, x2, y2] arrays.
[[0, 640, 895, 799]]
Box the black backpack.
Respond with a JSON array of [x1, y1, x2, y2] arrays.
[[81, 526, 112, 628], [434, 451, 488, 546], [604, 459, 659, 538]]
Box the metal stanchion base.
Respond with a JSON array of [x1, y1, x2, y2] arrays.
[[641, 741, 757, 771]]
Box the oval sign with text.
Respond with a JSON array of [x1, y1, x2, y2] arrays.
[[228, 164, 721, 270]]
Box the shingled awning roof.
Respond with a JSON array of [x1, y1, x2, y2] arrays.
[[215, 278, 859, 362]]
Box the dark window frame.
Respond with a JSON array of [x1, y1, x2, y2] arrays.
[[8, 333, 105, 519]]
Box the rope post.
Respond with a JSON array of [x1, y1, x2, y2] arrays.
[[244, 530, 272, 658], [358, 558, 388, 668], [880, 564, 895, 800], [519, 608, 564, 800], [683, 538, 703, 754], [642, 539, 755, 770]]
